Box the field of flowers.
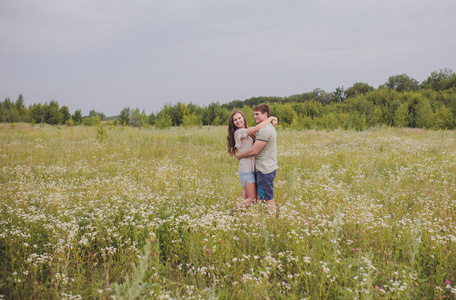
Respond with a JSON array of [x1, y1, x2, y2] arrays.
[[1, 124, 456, 299]]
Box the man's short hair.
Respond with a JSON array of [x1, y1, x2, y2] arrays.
[[253, 103, 270, 117]]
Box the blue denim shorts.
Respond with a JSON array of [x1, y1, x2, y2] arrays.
[[238, 171, 255, 187], [256, 170, 276, 201]]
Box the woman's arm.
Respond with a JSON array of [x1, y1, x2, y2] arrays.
[[245, 116, 277, 136]]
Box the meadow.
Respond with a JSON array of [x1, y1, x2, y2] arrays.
[[1, 124, 456, 299]]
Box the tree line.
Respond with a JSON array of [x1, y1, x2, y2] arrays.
[[0, 96, 109, 126], [2, 68, 456, 130]]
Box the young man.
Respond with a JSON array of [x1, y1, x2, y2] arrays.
[[235, 103, 278, 214]]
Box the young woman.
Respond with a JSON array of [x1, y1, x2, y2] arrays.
[[227, 110, 277, 208]]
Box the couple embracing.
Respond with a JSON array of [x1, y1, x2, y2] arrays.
[[227, 103, 278, 214]]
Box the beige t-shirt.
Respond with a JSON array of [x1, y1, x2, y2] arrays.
[[234, 128, 255, 173], [255, 123, 278, 174]]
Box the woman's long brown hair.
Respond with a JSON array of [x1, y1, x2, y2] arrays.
[[227, 111, 248, 156]]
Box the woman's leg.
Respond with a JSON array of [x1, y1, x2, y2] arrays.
[[231, 172, 256, 213], [241, 181, 257, 206]]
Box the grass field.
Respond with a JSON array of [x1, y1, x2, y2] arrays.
[[1, 124, 456, 299]]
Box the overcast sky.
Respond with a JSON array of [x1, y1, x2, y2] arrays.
[[1, 0, 455, 116]]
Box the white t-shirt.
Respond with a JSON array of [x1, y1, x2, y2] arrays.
[[234, 128, 255, 173]]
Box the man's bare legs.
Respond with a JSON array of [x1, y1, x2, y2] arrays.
[[266, 199, 277, 216]]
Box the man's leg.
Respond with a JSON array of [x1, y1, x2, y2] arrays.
[[257, 170, 277, 215], [266, 199, 277, 215]]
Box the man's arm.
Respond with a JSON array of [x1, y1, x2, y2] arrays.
[[235, 140, 266, 160]]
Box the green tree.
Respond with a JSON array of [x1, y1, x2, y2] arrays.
[[83, 114, 100, 126], [45, 101, 63, 125], [393, 104, 409, 128], [148, 112, 157, 125], [358, 98, 375, 126], [332, 86, 345, 102], [15, 94, 28, 121], [421, 68, 455, 91], [384, 74, 419, 92], [344, 82, 374, 98], [28, 103, 45, 123], [129, 108, 147, 127], [60, 106, 71, 124], [187, 103, 204, 118], [202, 103, 229, 125], [344, 111, 366, 131], [1, 97, 19, 122], [291, 116, 314, 130], [119, 107, 130, 126], [415, 99, 433, 128], [3, 97, 20, 122], [72, 109, 83, 125], [15, 94, 24, 110], [432, 106, 454, 129], [371, 106, 384, 127], [65, 118, 75, 127], [274, 103, 297, 126], [240, 105, 255, 127], [438, 89, 456, 117], [317, 113, 340, 130], [182, 113, 202, 128], [89, 110, 107, 120], [311, 88, 332, 105], [169, 102, 190, 126], [154, 114, 172, 129], [212, 116, 222, 126], [293, 100, 322, 118], [0, 100, 7, 122]]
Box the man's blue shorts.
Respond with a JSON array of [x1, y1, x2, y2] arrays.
[[256, 170, 276, 201]]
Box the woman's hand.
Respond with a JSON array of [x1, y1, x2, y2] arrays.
[[270, 116, 278, 126]]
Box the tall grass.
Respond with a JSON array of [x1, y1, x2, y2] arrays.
[[1, 124, 455, 299]]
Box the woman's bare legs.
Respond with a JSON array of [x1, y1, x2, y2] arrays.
[[240, 181, 257, 207]]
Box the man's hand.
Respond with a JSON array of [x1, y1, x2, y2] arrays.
[[236, 140, 267, 160]]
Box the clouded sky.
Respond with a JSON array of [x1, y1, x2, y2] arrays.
[[1, 0, 455, 116]]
